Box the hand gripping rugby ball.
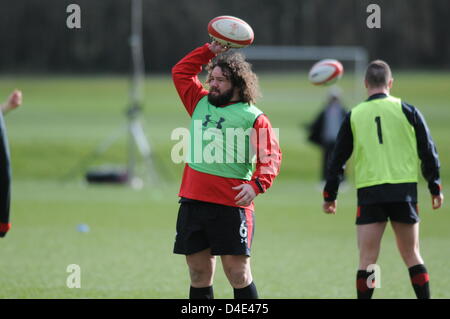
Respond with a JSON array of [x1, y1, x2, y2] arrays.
[[208, 16, 254, 48], [308, 59, 344, 85]]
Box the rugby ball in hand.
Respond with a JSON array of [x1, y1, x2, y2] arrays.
[[308, 59, 344, 85], [208, 16, 254, 48]]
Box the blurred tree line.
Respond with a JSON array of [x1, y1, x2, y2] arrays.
[[0, 0, 449, 73]]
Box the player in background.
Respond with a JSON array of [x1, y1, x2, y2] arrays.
[[172, 41, 281, 299], [322, 60, 443, 299], [307, 87, 347, 183], [0, 89, 23, 237]]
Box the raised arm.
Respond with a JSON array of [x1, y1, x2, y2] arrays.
[[1, 90, 22, 115], [172, 42, 227, 116]]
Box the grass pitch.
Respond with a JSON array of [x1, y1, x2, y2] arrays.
[[0, 71, 449, 298]]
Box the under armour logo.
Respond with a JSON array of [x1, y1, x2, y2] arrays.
[[203, 115, 225, 129]]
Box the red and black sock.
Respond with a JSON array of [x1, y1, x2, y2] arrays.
[[356, 270, 375, 299], [189, 286, 214, 299], [233, 282, 258, 299], [408, 264, 430, 299]]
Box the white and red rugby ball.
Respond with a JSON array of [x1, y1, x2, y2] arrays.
[[308, 59, 344, 85], [208, 16, 254, 48]]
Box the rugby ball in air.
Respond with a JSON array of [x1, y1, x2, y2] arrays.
[[308, 59, 344, 85], [208, 16, 254, 48]]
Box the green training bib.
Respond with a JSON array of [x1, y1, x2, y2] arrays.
[[187, 96, 263, 180], [350, 95, 418, 189]]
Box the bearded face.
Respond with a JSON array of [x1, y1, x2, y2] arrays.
[[207, 66, 236, 107], [208, 86, 234, 106]]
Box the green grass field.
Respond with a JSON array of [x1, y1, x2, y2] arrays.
[[0, 71, 449, 298]]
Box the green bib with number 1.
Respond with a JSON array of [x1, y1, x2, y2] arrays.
[[350, 95, 418, 189]]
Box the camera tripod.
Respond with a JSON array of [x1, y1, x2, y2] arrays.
[[63, 0, 160, 188]]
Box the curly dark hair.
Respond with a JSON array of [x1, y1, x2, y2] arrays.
[[206, 51, 261, 105]]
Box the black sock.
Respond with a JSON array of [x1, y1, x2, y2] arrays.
[[189, 286, 214, 299], [233, 282, 258, 299], [409, 264, 430, 299], [356, 270, 375, 299]]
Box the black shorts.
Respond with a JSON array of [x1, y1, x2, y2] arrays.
[[173, 200, 255, 256], [356, 202, 420, 225]]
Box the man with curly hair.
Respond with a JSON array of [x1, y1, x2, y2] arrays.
[[172, 41, 281, 299]]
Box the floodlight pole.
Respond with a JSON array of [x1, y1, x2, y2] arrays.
[[130, 0, 145, 109], [127, 0, 158, 186], [62, 0, 159, 186], [128, 0, 143, 181]]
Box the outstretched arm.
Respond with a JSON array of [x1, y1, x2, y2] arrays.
[[1, 90, 22, 114]]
